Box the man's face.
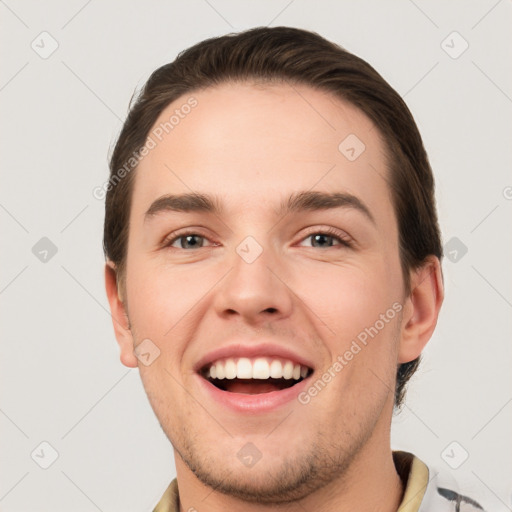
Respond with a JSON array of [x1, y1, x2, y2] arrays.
[[122, 82, 407, 501]]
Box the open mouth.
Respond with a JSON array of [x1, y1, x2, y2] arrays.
[[200, 357, 313, 395]]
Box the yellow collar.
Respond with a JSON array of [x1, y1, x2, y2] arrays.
[[394, 451, 429, 512]]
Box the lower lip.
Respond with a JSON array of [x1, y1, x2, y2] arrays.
[[196, 374, 313, 413]]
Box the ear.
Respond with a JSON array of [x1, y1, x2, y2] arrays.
[[104, 261, 138, 368], [398, 256, 444, 363]]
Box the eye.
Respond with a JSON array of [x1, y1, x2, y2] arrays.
[[298, 227, 353, 249], [163, 231, 215, 250], [161, 227, 352, 251]]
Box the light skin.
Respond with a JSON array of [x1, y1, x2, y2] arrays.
[[105, 82, 443, 512]]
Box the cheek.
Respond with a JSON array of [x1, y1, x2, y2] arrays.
[[125, 256, 225, 377], [299, 260, 395, 337], [126, 257, 202, 333], [298, 258, 402, 393]]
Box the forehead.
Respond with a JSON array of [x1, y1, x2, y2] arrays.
[[131, 82, 394, 226]]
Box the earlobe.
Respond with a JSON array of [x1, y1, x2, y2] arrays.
[[398, 256, 444, 364], [104, 261, 138, 368]]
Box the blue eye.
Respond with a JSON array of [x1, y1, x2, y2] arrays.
[[166, 233, 210, 250], [162, 227, 352, 251], [305, 233, 341, 248], [299, 228, 353, 249]]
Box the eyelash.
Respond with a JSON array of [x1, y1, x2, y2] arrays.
[[161, 227, 353, 250], [301, 226, 353, 248]]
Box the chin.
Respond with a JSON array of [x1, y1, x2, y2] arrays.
[[176, 435, 356, 505]]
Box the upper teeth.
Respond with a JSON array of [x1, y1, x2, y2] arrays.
[[206, 357, 309, 380]]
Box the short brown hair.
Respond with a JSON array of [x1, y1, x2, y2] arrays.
[[103, 26, 443, 408]]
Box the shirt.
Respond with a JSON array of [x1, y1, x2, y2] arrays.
[[152, 451, 485, 512]]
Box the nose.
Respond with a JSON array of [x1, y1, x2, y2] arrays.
[[213, 240, 294, 325]]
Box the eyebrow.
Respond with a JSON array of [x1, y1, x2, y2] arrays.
[[144, 190, 375, 224]]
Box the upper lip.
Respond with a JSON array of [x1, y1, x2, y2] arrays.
[[193, 343, 316, 373]]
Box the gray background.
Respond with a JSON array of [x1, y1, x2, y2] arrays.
[[1, 1, 511, 510]]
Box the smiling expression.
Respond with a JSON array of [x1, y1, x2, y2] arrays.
[[112, 81, 416, 501]]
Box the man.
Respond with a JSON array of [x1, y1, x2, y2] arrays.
[[103, 26, 484, 511]]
